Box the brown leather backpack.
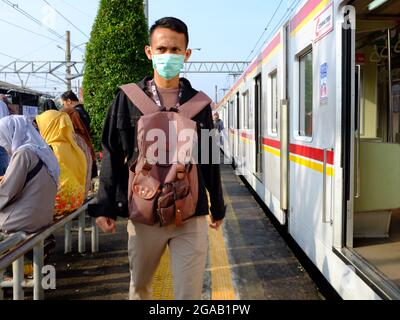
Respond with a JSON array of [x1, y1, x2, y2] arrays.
[[120, 83, 212, 227]]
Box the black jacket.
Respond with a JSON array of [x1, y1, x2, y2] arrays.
[[74, 104, 91, 134], [88, 77, 226, 221]]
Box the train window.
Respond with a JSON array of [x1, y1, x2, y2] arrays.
[[229, 100, 234, 130], [299, 50, 313, 137], [270, 70, 279, 134], [242, 91, 249, 129], [236, 92, 240, 130], [255, 74, 263, 176], [247, 91, 254, 130]]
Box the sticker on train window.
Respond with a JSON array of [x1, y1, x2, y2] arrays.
[[320, 63, 328, 104]]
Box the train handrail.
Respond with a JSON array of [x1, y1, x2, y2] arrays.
[[0, 198, 95, 270], [0, 197, 98, 300], [0, 232, 28, 257]]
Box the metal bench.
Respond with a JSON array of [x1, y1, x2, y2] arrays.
[[0, 197, 98, 300]]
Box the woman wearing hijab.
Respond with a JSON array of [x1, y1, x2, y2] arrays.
[[36, 110, 87, 216], [0, 115, 60, 233], [62, 108, 97, 196], [43, 99, 58, 112], [0, 101, 10, 175]]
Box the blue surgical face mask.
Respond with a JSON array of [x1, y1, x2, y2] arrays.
[[152, 54, 185, 80]]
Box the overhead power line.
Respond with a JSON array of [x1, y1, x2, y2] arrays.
[[1, 0, 64, 39], [0, 51, 16, 60], [1, 0, 84, 53], [260, 0, 302, 48], [246, 0, 303, 62], [0, 17, 61, 43], [60, 0, 93, 19], [246, 0, 285, 62], [41, 0, 90, 39]]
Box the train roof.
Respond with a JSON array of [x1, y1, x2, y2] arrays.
[[216, 0, 330, 109], [0, 81, 52, 97]]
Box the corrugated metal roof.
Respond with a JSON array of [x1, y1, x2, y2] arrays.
[[0, 81, 51, 97]]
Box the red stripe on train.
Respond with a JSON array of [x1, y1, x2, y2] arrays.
[[263, 138, 281, 150], [234, 134, 335, 165], [244, 33, 281, 78], [290, 144, 334, 165], [290, 0, 325, 32]]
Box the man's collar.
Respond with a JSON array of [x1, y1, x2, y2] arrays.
[[138, 76, 193, 91]]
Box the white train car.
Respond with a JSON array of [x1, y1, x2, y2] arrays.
[[218, 0, 400, 299]]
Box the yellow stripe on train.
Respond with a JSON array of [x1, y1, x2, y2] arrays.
[[291, 0, 331, 37], [290, 154, 334, 177]]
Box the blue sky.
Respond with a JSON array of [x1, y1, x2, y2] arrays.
[[0, 0, 296, 100]]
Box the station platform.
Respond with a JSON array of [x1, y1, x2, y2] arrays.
[[41, 164, 322, 300]]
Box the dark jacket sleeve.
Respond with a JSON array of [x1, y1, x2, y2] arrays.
[[88, 91, 134, 220], [199, 106, 226, 221]]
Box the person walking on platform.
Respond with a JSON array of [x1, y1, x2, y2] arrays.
[[213, 112, 224, 147], [89, 17, 226, 300]]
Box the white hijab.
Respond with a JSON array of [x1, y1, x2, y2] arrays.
[[0, 101, 9, 119], [0, 115, 60, 184]]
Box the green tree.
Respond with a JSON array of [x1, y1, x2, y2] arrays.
[[83, 0, 151, 150]]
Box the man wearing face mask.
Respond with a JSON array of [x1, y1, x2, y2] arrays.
[[89, 17, 226, 300]]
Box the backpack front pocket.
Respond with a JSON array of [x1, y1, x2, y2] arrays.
[[129, 171, 160, 226]]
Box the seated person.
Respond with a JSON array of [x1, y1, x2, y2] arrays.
[[0, 115, 59, 233], [62, 108, 97, 197], [36, 110, 87, 216], [0, 100, 10, 175]]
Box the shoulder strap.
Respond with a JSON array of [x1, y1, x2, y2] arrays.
[[179, 91, 212, 119], [24, 159, 44, 188], [120, 83, 159, 115]]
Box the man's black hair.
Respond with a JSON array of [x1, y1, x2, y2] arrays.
[[149, 17, 189, 48], [61, 90, 79, 102]]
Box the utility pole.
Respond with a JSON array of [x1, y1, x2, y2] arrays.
[[66, 30, 72, 91], [143, 0, 149, 25], [215, 85, 218, 104]]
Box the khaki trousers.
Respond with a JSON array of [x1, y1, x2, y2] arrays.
[[127, 215, 208, 300]]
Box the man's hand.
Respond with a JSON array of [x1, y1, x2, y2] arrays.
[[96, 217, 117, 234], [209, 217, 224, 230]]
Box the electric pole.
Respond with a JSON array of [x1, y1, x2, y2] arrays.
[[144, 0, 149, 25], [66, 30, 72, 91], [215, 85, 218, 104]]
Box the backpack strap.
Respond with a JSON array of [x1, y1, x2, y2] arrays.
[[24, 159, 44, 188], [178, 91, 212, 119], [120, 83, 159, 115]]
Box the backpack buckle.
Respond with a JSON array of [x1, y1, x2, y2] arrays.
[[142, 161, 153, 175], [176, 163, 186, 180]]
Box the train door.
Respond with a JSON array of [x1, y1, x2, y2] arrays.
[[280, 24, 290, 213], [228, 99, 235, 161], [238, 91, 247, 174], [342, 0, 400, 298], [254, 74, 264, 179], [235, 92, 241, 167]]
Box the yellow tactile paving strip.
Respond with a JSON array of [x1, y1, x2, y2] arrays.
[[152, 247, 175, 300], [152, 211, 236, 300], [208, 216, 237, 300]]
